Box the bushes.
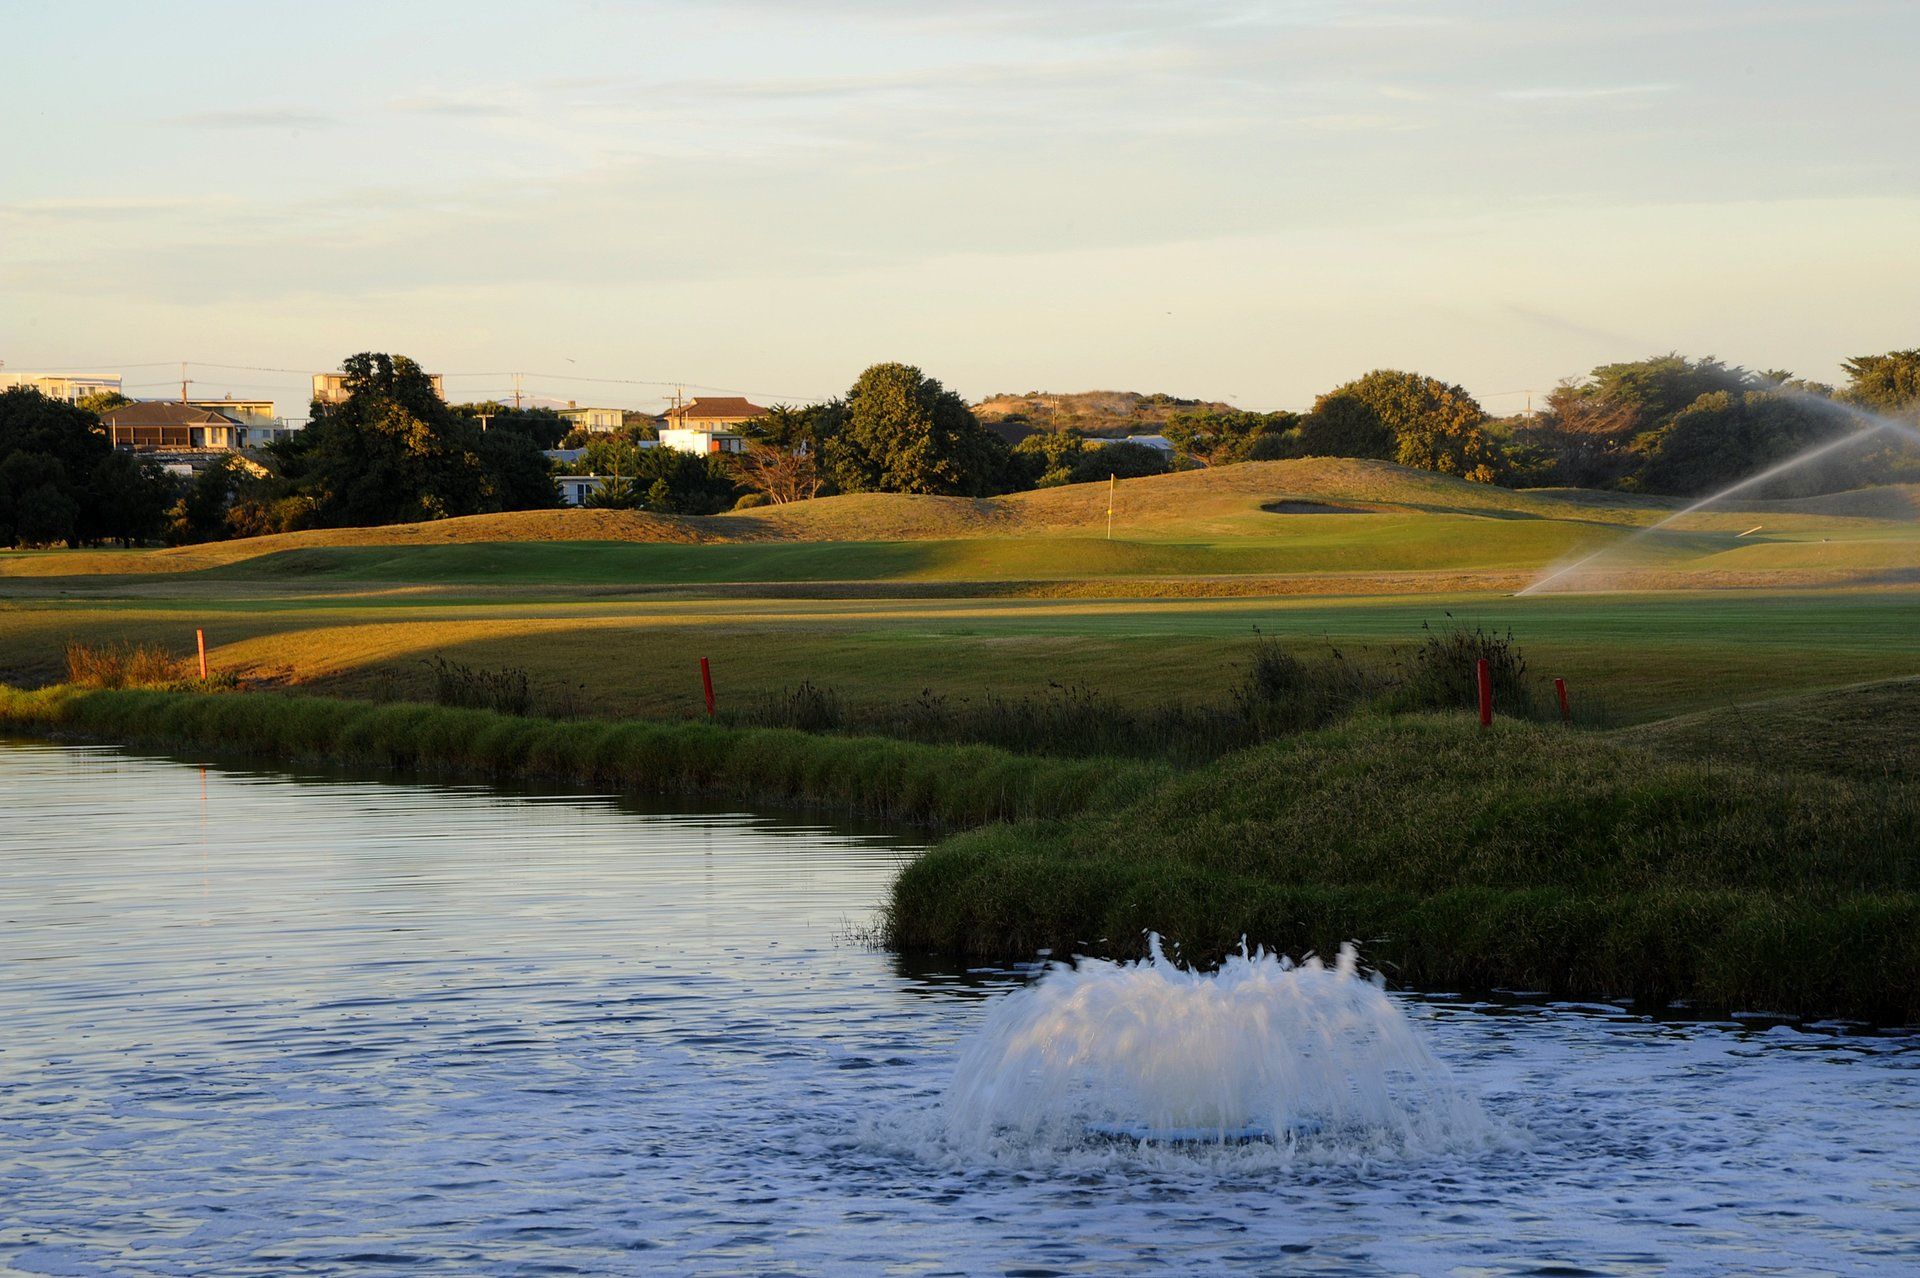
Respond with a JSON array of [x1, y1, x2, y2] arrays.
[[1388, 620, 1532, 715], [0, 683, 1163, 829], [888, 713, 1920, 1021]]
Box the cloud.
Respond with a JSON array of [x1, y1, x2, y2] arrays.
[[165, 107, 337, 130], [388, 93, 517, 119], [1496, 84, 1678, 102]]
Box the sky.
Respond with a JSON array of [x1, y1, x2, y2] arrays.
[[3, 0, 1917, 419]]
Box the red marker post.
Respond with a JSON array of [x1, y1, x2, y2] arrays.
[[700, 657, 716, 718], [1476, 658, 1492, 728], [196, 628, 208, 682], [1554, 677, 1571, 723]]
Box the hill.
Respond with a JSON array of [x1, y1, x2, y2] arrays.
[[2, 458, 1911, 585], [970, 389, 1232, 440]]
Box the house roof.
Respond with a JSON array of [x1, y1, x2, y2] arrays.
[[663, 396, 768, 422], [102, 401, 242, 427]]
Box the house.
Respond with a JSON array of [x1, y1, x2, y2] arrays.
[[1098, 434, 1175, 454], [555, 474, 610, 506], [660, 395, 767, 430], [0, 371, 122, 403], [657, 427, 747, 456], [311, 371, 444, 406], [186, 395, 275, 426], [100, 401, 250, 451], [558, 402, 623, 433]]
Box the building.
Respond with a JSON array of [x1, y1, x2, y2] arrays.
[[1099, 433, 1175, 454], [186, 395, 276, 426], [660, 395, 768, 431], [0, 371, 122, 403], [555, 474, 609, 506], [558, 402, 624, 433], [100, 402, 249, 451], [311, 371, 444, 406], [657, 427, 746, 456]]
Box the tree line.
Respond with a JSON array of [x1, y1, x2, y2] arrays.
[[2, 348, 1916, 547]]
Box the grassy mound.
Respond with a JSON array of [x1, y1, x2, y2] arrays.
[[890, 714, 1920, 1021], [1624, 676, 1920, 781]]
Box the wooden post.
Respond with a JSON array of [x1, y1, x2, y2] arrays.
[[700, 657, 715, 718], [1476, 658, 1492, 728], [1554, 677, 1570, 723], [196, 628, 208, 681]]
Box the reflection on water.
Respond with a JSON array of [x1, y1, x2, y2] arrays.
[[1, 739, 1916, 1276]]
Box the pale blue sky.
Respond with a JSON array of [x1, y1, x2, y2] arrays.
[[3, 0, 1916, 417]]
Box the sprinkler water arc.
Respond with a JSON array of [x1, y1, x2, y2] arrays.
[[1519, 391, 1920, 596]]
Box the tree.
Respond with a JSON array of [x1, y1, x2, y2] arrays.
[[734, 403, 843, 503], [0, 451, 77, 547], [1632, 390, 1843, 496], [1162, 409, 1295, 467], [1577, 354, 1756, 432], [581, 474, 638, 509], [1296, 391, 1394, 460], [825, 363, 1012, 496], [167, 457, 244, 544], [279, 353, 556, 527], [1079, 440, 1171, 482], [76, 390, 133, 416], [731, 442, 823, 504], [1842, 350, 1920, 416], [450, 401, 571, 450], [0, 386, 172, 547], [1011, 429, 1090, 487], [85, 450, 172, 546]]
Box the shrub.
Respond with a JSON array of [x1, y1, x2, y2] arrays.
[[1388, 620, 1533, 716]]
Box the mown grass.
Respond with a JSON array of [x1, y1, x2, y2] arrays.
[[888, 713, 1920, 1022], [0, 684, 1164, 830]]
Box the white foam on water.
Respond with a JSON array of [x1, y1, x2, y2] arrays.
[[898, 937, 1496, 1171]]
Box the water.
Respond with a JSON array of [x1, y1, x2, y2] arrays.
[[941, 939, 1485, 1157], [1521, 394, 1920, 595], [3, 740, 1918, 1276]]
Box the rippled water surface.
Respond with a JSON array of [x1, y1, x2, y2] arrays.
[[3, 739, 1917, 1276]]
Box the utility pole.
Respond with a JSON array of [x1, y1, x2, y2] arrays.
[[180, 361, 189, 403], [512, 372, 524, 411], [1108, 472, 1115, 540]]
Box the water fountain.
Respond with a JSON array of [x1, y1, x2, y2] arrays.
[[941, 937, 1484, 1154], [1520, 392, 1920, 596]]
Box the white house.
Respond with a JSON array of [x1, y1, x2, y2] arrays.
[[558, 402, 624, 433], [0, 371, 122, 403], [555, 474, 610, 506], [1098, 434, 1175, 454], [657, 427, 746, 456]]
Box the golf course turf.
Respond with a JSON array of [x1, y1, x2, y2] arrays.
[[4, 458, 1917, 1020]]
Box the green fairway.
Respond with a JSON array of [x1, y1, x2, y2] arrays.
[[3, 461, 1916, 730]]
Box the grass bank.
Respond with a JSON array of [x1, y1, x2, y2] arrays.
[[0, 684, 1162, 829], [889, 712, 1920, 1023]]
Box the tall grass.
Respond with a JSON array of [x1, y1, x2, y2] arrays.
[[0, 683, 1163, 829], [888, 713, 1920, 1022], [63, 640, 184, 689], [424, 655, 533, 716], [726, 630, 1513, 762]]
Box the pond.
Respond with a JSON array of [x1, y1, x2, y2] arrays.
[[2, 739, 1916, 1276]]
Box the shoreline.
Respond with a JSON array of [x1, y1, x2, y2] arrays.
[[5, 683, 1915, 1024]]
